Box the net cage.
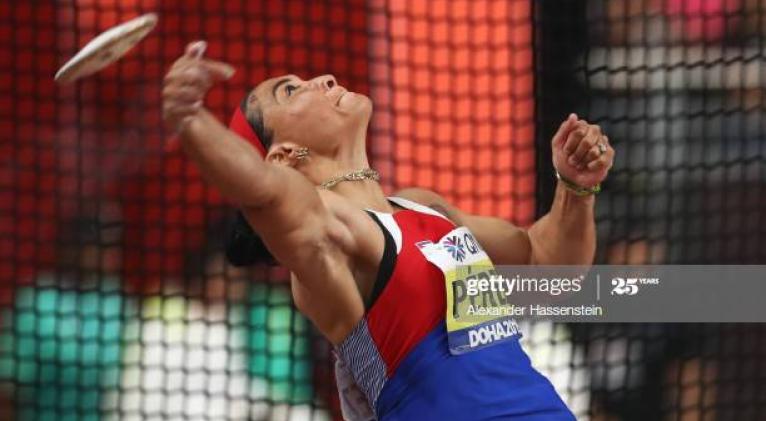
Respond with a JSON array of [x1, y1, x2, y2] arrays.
[[0, 0, 764, 420]]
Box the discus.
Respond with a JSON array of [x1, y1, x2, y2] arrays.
[[54, 13, 158, 84]]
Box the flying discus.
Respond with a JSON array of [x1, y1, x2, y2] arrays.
[[54, 13, 158, 84]]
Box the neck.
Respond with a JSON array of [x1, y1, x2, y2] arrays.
[[297, 136, 392, 211]]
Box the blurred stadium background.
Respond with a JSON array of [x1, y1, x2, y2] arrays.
[[0, 0, 764, 420]]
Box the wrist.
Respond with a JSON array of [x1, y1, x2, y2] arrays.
[[557, 181, 596, 207], [555, 170, 600, 196], [174, 104, 207, 135]]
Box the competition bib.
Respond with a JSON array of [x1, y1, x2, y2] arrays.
[[417, 226, 521, 355]]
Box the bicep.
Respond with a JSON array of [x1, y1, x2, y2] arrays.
[[462, 214, 532, 265]]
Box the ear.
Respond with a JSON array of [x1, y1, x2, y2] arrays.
[[265, 142, 306, 167]]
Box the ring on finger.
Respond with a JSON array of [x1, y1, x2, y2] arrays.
[[597, 142, 607, 155]]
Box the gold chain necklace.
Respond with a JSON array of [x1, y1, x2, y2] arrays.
[[319, 168, 380, 189]]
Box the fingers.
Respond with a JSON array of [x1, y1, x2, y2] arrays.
[[562, 120, 588, 157], [162, 79, 204, 119], [173, 64, 213, 93], [554, 114, 616, 180], [165, 41, 234, 86], [163, 85, 205, 103], [583, 135, 609, 162], [552, 113, 578, 149], [584, 145, 601, 163], [183, 40, 235, 80], [161, 41, 235, 131], [571, 124, 602, 165], [561, 120, 606, 167], [165, 58, 235, 91], [203, 60, 236, 82], [587, 145, 615, 171], [556, 115, 616, 173], [162, 84, 202, 127], [166, 40, 206, 73]]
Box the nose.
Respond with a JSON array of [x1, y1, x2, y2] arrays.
[[312, 74, 337, 91]]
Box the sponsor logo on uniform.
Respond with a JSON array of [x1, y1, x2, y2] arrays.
[[444, 236, 466, 262]]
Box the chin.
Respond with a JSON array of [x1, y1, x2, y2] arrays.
[[350, 93, 373, 120], [335, 93, 371, 123]]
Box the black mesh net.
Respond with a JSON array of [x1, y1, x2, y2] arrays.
[[534, 1, 766, 420], [0, 1, 764, 420]]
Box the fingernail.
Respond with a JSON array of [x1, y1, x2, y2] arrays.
[[569, 156, 577, 165], [570, 113, 577, 121], [187, 41, 207, 58], [193, 100, 203, 110], [223, 65, 236, 79]]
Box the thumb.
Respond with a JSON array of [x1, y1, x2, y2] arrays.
[[202, 60, 236, 81], [552, 113, 577, 148]]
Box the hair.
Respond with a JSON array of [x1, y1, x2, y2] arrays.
[[225, 211, 276, 267], [243, 94, 274, 150]]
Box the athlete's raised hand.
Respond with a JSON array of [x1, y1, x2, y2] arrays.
[[551, 114, 615, 190], [162, 41, 235, 132]]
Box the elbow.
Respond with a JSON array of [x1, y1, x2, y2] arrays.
[[529, 250, 594, 266], [528, 234, 595, 266]]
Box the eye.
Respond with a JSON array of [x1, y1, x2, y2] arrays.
[[285, 84, 298, 97]]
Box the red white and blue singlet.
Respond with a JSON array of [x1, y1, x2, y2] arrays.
[[335, 197, 575, 420]]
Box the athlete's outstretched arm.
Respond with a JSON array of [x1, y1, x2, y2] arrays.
[[396, 115, 614, 266], [161, 43, 358, 292]]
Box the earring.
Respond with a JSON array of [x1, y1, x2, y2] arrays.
[[294, 147, 310, 161]]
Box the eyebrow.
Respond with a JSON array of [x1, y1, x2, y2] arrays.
[[271, 78, 292, 100]]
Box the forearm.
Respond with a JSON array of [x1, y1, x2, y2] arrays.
[[527, 181, 596, 265], [180, 108, 275, 207]]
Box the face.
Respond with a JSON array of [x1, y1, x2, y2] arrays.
[[249, 74, 372, 155]]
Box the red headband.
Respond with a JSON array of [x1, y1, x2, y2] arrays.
[[228, 106, 267, 158]]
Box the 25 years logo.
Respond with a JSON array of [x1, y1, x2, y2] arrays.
[[611, 278, 639, 295], [610, 277, 660, 296]]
